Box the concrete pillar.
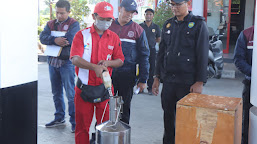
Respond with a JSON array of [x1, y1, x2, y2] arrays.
[[110, 0, 119, 19], [0, 0, 38, 144], [249, 1, 257, 143], [244, 0, 255, 29], [192, 0, 204, 16]]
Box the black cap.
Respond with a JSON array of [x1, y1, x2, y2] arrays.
[[145, 8, 154, 15], [167, 0, 189, 3], [120, 0, 138, 13]]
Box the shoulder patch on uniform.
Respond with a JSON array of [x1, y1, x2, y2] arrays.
[[163, 18, 173, 28], [166, 23, 171, 28], [188, 22, 195, 28], [194, 15, 205, 20]]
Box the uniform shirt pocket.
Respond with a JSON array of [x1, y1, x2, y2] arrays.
[[177, 56, 196, 74], [102, 44, 114, 60], [183, 28, 196, 47]]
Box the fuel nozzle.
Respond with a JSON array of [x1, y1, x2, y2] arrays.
[[102, 71, 113, 97], [102, 71, 117, 123], [102, 71, 112, 89]]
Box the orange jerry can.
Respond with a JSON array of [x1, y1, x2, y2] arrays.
[[175, 93, 242, 144]]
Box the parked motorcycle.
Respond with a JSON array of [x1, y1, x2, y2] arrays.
[[207, 26, 224, 79]]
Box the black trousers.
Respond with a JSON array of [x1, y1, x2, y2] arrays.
[[161, 81, 191, 144], [147, 48, 156, 91], [241, 79, 252, 144], [112, 71, 136, 124]]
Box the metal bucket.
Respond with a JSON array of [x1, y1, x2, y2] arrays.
[[96, 120, 131, 144], [96, 95, 131, 144]]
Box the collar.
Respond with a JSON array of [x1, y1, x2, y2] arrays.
[[90, 24, 110, 36], [115, 18, 133, 26], [143, 21, 154, 27], [55, 17, 70, 24], [174, 12, 193, 23]]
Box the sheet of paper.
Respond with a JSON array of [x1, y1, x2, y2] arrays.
[[44, 45, 62, 57], [44, 31, 66, 57], [51, 31, 66, 37]]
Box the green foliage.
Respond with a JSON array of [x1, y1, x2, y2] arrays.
[[38, 16, 50, 35], [232, 0, 240, 4], [88, 0, 110, 4], [49, 0, 90, 29], [153, 2, 174, 30], [70, 0, 90, 29], [51, 3, 56, 20], [40, 7, 50, 15], [44, 0, 51, 6], [38, 26, 43, 35], [40, 16, 50, 26]]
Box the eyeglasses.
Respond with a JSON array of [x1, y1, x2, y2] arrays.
[[168, 1, 187, 8]]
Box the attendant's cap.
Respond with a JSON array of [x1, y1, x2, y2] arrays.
[[94, 1, 114, 19]]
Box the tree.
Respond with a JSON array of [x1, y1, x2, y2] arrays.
[[48, 0, 90, 29], [153, 2, 174, 29], [69, 0, 90, 29], [44, 0, 55, 20], [40, 7, 50, 15], [88, 0, 110, 4]]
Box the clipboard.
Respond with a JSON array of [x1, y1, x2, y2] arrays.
[[44, 45, 63, 57], [44, 31, 66, 57]]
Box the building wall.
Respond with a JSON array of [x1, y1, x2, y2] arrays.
[[192, 0, 204, 16], [244, 0, 255, 29]]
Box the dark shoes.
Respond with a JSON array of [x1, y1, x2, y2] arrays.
[[45, 119, 75, 133], [71, 124, 75, 133], [45, 119, 65, 128], [90, 133, 96, 144]]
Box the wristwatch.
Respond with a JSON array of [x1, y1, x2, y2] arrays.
[[153, 75, 160, 79]]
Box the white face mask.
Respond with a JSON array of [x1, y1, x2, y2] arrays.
[[95, 19, 112, 31]]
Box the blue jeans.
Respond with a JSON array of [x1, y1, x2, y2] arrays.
[[48, 59, 75, 125]]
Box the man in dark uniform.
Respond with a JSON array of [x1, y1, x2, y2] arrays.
[[140, 8, 161, 95], [234, 26, 254, 144], [152, 0, 209, 143]]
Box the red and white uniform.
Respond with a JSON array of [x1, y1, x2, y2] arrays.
[[70, 25, 124, 144]]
